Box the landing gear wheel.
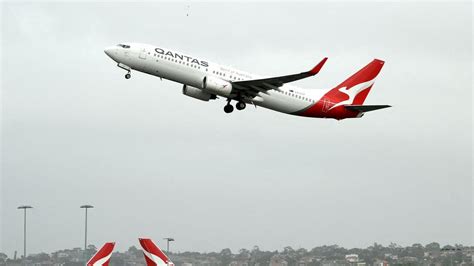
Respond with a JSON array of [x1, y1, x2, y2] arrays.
[[125, 73, 131, 79], [236, 101, 246, 110], [224, 104, 234, 113]]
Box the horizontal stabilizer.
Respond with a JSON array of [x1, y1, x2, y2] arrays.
[[344, 105, 391, 112]]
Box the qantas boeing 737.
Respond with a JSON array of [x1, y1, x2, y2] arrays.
[[104, 43, 390, 119]]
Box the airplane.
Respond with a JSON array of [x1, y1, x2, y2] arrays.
[[139, 238, 174, 266], [86, 242, 115, 266], [104, 43, 391, 120]]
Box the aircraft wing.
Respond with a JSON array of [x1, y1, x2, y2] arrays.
[[231, 57, 328, 96]]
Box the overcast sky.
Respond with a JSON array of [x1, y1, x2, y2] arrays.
[[1, 1, 472, 256]]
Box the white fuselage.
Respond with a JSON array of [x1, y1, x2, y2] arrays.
[[105, 43, 328, 115]]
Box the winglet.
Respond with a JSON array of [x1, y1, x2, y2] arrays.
[[309, 57, 328, 75], [86, 242, 115, 266]]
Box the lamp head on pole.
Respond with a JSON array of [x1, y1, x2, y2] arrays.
[[80, 205, 94, 209], [17, 206, 33, 210], [163, 237, 175, 242]]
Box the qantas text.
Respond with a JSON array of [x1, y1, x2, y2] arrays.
[[155, 48, 209, 67]]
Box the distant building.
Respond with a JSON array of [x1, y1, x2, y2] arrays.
[[269, 255, 288, 266], [297, 256, 314, 266], [0, 255, 7, 266], [372, 259, 388, 266], [321, 260, 348, 266], [229, 261, 248, 266], [383, 254, 397, 261], [57, 253, 68, 259], [5, 260, 22, 266], [399, 257, 418, 264], [345, 254, 359, 263]]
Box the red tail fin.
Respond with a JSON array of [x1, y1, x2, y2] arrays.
[[139, 238, 173, 266], [86, 242, 115, 266], [326, 59, 385, 109]]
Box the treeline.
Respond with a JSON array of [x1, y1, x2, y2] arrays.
[[117, 242, 470, 266], [0, 242, 470, 266]]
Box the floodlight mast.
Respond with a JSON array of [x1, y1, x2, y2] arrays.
[[80, 205, 94, 252], [17, 205, 33, 266], [163, 237, 175, 254]]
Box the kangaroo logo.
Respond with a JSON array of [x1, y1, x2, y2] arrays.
[[328, 78, 375, 110]]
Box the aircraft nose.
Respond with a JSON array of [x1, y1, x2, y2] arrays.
[[104, 46, 114, 57]]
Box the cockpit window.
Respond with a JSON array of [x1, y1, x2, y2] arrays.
[[117, 44, 130, 48]]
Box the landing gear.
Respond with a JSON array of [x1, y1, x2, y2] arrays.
[[224, 98, 234, 113], [236, 101, 246, 110], [224, 99, 247, 113], [118, 63, 132, 80], [224, 104, 234, 113]]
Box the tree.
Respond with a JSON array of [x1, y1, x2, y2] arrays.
[[219, 248, 232, 265], [425, 242, 440, 251], [251, 245, 261, 256], [409, 243, 424, 258], [128, 246, 139, 253], [237, 249, 250, 260], [282, 246, 295, 256], [87, 245, 97, 252], [388, 242, 401, 250]]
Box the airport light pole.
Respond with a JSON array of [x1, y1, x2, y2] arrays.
[[80, 205, 94, 252], [163, 237, 174, 254], [17, 205, 33, 266]]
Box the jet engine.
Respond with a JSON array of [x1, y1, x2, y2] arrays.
[[202, 76, 232, 97], [182, 85, 216, 101]]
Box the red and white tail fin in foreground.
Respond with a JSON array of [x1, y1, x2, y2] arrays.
[[139, 238, 174, 266], [86, 242, 115, 266]]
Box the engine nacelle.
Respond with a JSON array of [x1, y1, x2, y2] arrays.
[[182, 85, 216, 101], [202, 76, 232, 97]]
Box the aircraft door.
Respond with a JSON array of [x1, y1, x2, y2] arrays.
[[139, 48, 147, 60]]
